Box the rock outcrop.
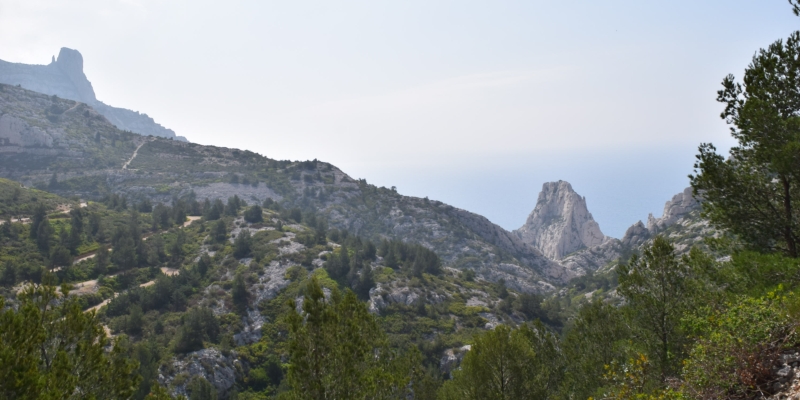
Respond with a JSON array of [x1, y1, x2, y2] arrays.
[[0, 114, 55, 148], [158, 348, 242, 398], [647, 187, 699, 233], [558, 186, 706, 275], [619, 186, 703, 249], [515, 181, 607, 260], [0, 48, 186, 141]]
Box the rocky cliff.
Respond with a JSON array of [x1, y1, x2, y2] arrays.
[[646, 187, 699, 233], [560, 186, 707, 276], [514, 181, 607, 260], [0, 48, 185, 141]]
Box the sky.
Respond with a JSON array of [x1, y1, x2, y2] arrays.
[[0, 1, 797, 237]]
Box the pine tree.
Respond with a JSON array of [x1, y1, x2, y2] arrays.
[[169, 230, 186, 264], [94, 245, 110, 275], [36, 218, 52, 254], [617, 236, 692, 382], [196, 253, 212, 277], [0, 277, 140, 398], [29, 203, 46, 240], [438, 323, 561, 400], [232, 272, 249, 314], [243, 205, 263, 223], [691, 31, 800, 257], [284, 277, 416, 399], [233, 230, 252, 258], [211, 220, 227, 243]]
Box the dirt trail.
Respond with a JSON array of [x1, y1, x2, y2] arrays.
[[3, 202, 88, 226], [63, 101, 81, 114], [74, 216, 196, 265], [71, 279, 98, 295], [122, 139, 152, 170], [55, 214, 197, 310], [160, 266, 180, 276], [82, 266, 181, 314], [0, 217, 30, 225], [184, 216, 201, 227], [87, 297, 113, 313], [72, 249, 107, 265]]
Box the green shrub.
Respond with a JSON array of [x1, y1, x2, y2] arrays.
[[680, 290, 799, 398]]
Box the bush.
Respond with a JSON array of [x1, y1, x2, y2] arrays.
[[174, 307, 220, 353], [233, 230, 252, 259], [243, 205, 263, 223], [680, 291, 799, 398]]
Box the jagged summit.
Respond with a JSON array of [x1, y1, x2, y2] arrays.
[[0, 48, 186, 141], [647, 187, 699, 233], [514, 180, 607, 260], [50, 48, 97, 103]]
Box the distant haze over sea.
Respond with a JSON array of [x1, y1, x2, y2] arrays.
[[358, 144, 709, 239]]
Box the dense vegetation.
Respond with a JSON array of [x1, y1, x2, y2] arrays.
[[3, 8, 800, 400], [0, 181, 526, 398]]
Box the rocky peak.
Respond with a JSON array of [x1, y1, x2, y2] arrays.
[[53, 48, 97, 103], [619, 187, 702, 250], [514, 180, 607, 260], [647, 187, 699, 233], [0, 49, 185, 141], [621, 220, 649, 247]]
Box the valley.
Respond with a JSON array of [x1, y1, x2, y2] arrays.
[[0, 80, 713, 399], [2, 24, 798, 398]]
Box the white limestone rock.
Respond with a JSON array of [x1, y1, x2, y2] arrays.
[[159, 348, 241, 398], [555, 187, 704, 276], [647, 187, 700, 233], [515, 181, 608, 260], [0, 115, 54, 148]]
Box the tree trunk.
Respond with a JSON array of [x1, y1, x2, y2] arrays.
[[783, 177, 797, 257]]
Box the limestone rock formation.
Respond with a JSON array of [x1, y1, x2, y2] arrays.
[[0, 114, 55, 148], [515, 181, 607, 260], [618, 187, 703, 249], [559, 186, 706, 275], [647, 187, 699, 233], [621, 220, 650, 248], [0, 48, 186, 141], [158, 348, 241, 398]]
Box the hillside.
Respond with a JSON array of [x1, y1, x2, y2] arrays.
[[0, 82, 567, 294], [5, 7, 800, 399], [0, 179, 555, 398]]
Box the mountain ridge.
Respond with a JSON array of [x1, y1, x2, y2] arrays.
[[0, 83, 566, 293], [0, 48, 186, 141], [0, 82, 710, 293]]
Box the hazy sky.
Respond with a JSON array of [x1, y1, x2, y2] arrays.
[[1, 1, 797, 237]]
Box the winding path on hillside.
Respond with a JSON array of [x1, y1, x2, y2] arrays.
[[122, 139, 152, 170], [1, 201, 87, 227], [9, 214, 202, 339], [74, 217, 201, 316], [63, 100, 81, 114]]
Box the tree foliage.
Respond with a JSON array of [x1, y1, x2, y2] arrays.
[[438, 322, 563, 400], [617, 236, 693, 381], [283, 277, 418, 399], [560, 300, 631, 399], [691, 31, 800, 257], [0, 278, 139, 399], [243, 205, 263, 223]]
